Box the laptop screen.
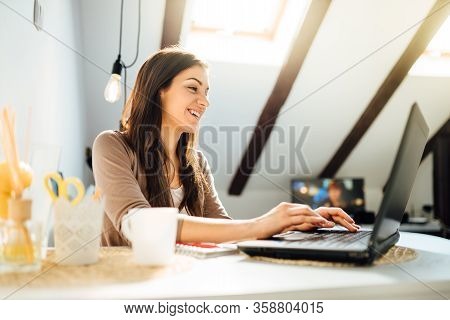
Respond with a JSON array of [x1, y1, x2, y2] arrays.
[[291, 178, 365, 216], [373, 104, 429, 243]]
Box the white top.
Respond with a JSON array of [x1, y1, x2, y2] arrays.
[[170, 186, 189, 216], [121, 186, 188, 241]]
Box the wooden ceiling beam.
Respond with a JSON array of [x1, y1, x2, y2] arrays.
[[319, 0, 450, 178], [228, 0, 331, 195], [160, 0, 186, 48]]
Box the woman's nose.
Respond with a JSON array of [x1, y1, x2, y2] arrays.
[[198, 95, 209, 108]]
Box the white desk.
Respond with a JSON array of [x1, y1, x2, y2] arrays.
[[1, 232, 449, 299]]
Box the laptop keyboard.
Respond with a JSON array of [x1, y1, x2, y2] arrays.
[[273, 230, 372, 248]]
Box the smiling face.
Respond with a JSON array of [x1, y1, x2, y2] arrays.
[[160, 65, 210, 134]]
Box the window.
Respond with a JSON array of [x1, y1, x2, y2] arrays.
[[190, 0, 286, 40], [182, 0, 310, 65], [409, 16, 450, 77]]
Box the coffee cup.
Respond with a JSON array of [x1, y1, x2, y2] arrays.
[[125, 207, 178, 266]]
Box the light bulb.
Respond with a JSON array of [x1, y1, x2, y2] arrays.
[[104, 74, 122, 103], [104, 55, 123, 103]]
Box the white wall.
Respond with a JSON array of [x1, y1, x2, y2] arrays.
[[0, 0, 86, 181], [77, 0, 450, 219]]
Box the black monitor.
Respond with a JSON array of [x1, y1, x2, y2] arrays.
[[291, 178, 365, 216]]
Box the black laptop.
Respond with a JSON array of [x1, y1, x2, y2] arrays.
[[238, 104, 429, 264]]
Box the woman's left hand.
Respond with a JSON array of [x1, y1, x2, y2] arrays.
[[314, 207, 360, 232]]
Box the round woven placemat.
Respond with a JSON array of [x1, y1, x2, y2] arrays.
[[0, 247, 195, 288], [248, 245, 417, 267]]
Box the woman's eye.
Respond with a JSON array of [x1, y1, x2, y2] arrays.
[[188, 86, 198, 92]]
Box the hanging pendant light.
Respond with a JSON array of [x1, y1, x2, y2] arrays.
[[104, 55, 123, 103], [104, 0, 141, 106]]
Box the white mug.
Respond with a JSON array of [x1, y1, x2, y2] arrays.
[[126, 207, 178, 266]]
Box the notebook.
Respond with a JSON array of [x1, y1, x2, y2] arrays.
[[238, 104, 429, 264], [176, 242, 239, 259]]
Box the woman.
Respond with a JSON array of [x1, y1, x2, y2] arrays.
[[93, 47, 359, 246], [326, 181, 348, 209]]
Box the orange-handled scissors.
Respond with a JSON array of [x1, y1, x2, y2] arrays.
[[43, 172, 85, 206]]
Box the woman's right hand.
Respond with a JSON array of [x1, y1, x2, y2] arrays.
[[252, 202, 335, 240]]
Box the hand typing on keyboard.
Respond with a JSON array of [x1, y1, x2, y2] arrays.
[[277, 206, 360, 234], [314, 207, 360, 232], [256, 203, 361, 239]]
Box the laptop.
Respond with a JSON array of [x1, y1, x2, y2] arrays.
[[238, 104, 429, 264]]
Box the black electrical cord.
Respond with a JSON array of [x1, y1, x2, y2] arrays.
[[118, 0, 141, 106], [123, 62, 127, 106], [123, 0, 141, 69], [118, 0, 124, 55]]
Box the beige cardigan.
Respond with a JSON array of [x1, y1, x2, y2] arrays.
[[92, 130, 230, 246]]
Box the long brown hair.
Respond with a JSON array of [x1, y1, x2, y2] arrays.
[[122, 47, 209, 216]]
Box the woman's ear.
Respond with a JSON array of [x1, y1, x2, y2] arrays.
[[159, 88, 166, 99]]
